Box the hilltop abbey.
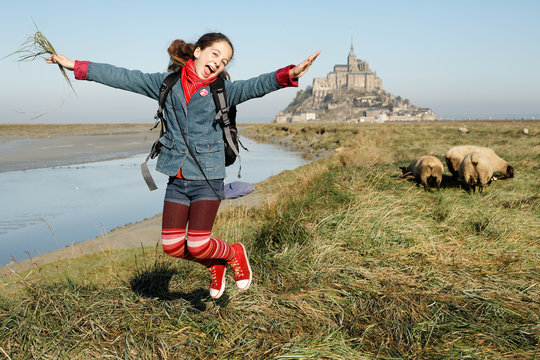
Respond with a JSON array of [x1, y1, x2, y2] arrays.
[[312, 42, 382, 107], [275, 40, 436, 123]]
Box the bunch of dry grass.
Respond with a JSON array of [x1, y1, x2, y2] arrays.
[[7, 21, 75, 93]]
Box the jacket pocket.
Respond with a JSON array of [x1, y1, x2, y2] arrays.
[[195, 142, 221, 154], [158, 132, 174, 149], [157, 132, 177, 170], [195, 141, 221, 172]]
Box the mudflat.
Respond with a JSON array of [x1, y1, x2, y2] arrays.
[[0, 123, 156, 172]]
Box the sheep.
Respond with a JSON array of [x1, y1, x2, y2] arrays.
[[523, 128, 529, 135], [458, 127, 470, 134], [445, 145, 478, 177], [458, 152, 494, 194], [400, 155, 444, 191], [445, 145, 514, 179]]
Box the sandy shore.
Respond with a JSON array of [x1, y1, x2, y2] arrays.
[[0, 130, 272, 276]]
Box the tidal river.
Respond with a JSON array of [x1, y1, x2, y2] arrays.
[[0, 138, 308, 266]]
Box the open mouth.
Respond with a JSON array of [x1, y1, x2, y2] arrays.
[[204, 64, 216, 77]]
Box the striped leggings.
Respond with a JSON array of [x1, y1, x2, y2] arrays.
[[161, 200, 235, 266]]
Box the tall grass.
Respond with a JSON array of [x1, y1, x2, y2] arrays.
[[1, 121, 538, 359]]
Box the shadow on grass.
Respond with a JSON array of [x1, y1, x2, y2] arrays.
[[398, 173, 463, 191], [440, 174, 462, 189], [129, 262, 229, 311]]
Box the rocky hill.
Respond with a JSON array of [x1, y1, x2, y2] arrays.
[[274, 41, 436, 123]]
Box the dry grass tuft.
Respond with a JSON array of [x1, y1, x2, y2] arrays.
[[6, 21, 75, 93]]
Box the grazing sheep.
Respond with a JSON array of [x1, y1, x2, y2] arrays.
[[458, 127, 470, 134], [445, 145, 514, 179], [523, 128, 529, 135], [400, 155, 444, 191], [445, 145, 478, 177], [458, 152, 494, 193]]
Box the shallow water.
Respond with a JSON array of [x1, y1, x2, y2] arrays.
[[0, 138, 307, 265]]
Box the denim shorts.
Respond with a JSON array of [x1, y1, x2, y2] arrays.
[[164, 177, 224, 206]]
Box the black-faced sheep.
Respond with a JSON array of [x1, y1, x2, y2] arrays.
[[400, 155, 444, 191], [458, 152, 494, 194], [445, 145, 514, 179]]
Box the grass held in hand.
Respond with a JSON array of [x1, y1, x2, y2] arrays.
[[8, 22, 75, 93]]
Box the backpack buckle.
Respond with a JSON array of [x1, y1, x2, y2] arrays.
[[152, 115, 161, 129]]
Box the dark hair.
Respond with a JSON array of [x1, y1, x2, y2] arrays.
[[167, 32, 233, 78]]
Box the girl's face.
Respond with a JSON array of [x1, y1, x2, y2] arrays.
[[193, 40, 233, 79]]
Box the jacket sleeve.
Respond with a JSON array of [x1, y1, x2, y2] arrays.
[[75, 61, 166, 100], [225, 66, 298, 106]]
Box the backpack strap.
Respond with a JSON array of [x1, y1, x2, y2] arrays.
[[210, 77, 242, 177], [210, 77, 231, 127], [156, 71, 182, 124], [141, 71, 182, 191]]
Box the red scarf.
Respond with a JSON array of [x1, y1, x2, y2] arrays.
[[181, 59, 216, 104], [176, 59, 217, 179]]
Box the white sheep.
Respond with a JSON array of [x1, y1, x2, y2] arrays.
[[445, 145, 514, 179], [523, 128, 529, 135], [458, 127, 470, 134], [458, 152, 494, 194], [400, 155, 444, 191]]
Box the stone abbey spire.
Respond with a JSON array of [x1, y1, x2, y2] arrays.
[[312, 41, 382, 106], [348, 38, 356, 70]]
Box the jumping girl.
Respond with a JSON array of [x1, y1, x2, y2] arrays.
[[47, 33, 320, 299]]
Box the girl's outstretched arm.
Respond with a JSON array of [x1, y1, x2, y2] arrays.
[[45, 54, 164, 100], [226, 49, 321, 106], [289, 50, 321, 80]]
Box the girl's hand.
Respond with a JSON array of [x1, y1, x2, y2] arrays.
[[45, 54, 75, 71], [289, 50, 321, 80]]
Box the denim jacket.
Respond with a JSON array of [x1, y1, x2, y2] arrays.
[[77, 61, 295, 180]]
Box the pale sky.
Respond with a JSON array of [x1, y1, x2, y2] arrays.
[[1, 0, 539, 123]]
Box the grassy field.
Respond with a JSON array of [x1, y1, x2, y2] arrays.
[[1, 121, 538, 359]]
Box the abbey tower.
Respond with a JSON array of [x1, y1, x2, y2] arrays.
[[312, 40, 382, 107]]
